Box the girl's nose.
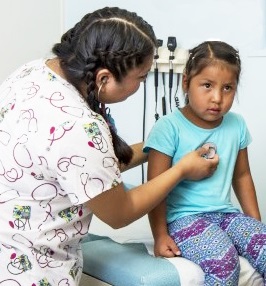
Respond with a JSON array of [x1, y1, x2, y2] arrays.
[[211, 89, 222, 103]]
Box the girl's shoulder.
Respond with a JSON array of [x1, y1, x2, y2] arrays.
[[224, 111, 246, 123]]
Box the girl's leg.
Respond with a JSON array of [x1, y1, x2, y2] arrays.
[[220, 213, 266, 284], [168, 213, 240, 286]]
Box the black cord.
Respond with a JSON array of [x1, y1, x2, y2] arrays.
[[174, 73, 180, 108], [142, 79, 147, 184], [154, 66, 159, 121], [169, 68, 173, 112], [162, 72, 166, 115], [142, 79, 147, 141], [154, 39, 162, 121]]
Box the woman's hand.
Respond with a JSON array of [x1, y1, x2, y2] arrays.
[[177, 146, 219, 181]]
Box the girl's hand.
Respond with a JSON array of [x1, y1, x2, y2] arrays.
[[154, 234, 181, 258]]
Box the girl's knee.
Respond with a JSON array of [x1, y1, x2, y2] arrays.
[[201, 245, 240, 283], [251, 240, 266, 276]]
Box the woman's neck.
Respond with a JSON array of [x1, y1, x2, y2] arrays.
[[46, 58, 66, 79], [46, 58, 87, 98]]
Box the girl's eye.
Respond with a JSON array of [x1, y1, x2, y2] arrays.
[[224, 85, 232, 91], [204, 83, 211, 88]]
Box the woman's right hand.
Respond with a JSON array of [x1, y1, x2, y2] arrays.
[[178, 146, 219, 181]]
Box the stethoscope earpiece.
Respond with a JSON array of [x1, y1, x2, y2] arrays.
[[101, 76, 108, 84]]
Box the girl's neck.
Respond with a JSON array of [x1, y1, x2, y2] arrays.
[[180, 105, 223, 129]]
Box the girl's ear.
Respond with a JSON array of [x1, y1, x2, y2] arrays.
[[182, 73, 188, 93]]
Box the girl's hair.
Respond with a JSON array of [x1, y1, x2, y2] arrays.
[[184, 41, 241, 91], [52, 7, 156, 164]]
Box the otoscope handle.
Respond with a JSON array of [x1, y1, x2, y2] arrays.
[[162, 97, 166, 115], [169, 69, 173, 88], [154, 68, 158, 88]]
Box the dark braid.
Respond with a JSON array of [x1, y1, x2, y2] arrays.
[[52, 7, 156, 164]]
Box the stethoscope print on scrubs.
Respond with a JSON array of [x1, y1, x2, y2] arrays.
[[48, 120, 76, 147], [46, 91, 85, 118], [83, 121, 108, 153]]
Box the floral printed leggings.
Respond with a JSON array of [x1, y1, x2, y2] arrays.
[[168, 212, 266, 286]]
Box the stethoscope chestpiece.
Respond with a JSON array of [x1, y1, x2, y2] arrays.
[[201, 142, 217, 159]]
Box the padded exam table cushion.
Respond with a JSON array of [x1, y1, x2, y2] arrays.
[[81, 234, 181, 286]]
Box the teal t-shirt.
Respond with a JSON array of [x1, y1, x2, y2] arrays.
[[144, 109, 252, 223]]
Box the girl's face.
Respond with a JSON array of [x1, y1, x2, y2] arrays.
[[100, 55, 153, 104], [182, 63, 238, 129]]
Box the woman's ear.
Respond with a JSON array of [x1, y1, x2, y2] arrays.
[[96, 69, 112, 88]]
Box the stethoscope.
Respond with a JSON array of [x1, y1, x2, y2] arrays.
[[201, 142, 217, 159]]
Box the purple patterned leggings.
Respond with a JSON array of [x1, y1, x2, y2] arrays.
[[168, 212, 266, 286]]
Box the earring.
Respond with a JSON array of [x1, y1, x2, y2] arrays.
[[97, 82, 104, 102], [97, 77, 107, 102]]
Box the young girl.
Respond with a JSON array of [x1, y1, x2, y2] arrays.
[[144, 41, 266, 285]]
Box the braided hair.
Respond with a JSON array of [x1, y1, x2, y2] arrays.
[[52, 7, 156, 164]]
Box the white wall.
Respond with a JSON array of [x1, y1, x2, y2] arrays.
[[64, 0, 266, 52], [0, 0, 64, 82], [64, 0, 266, 224]]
